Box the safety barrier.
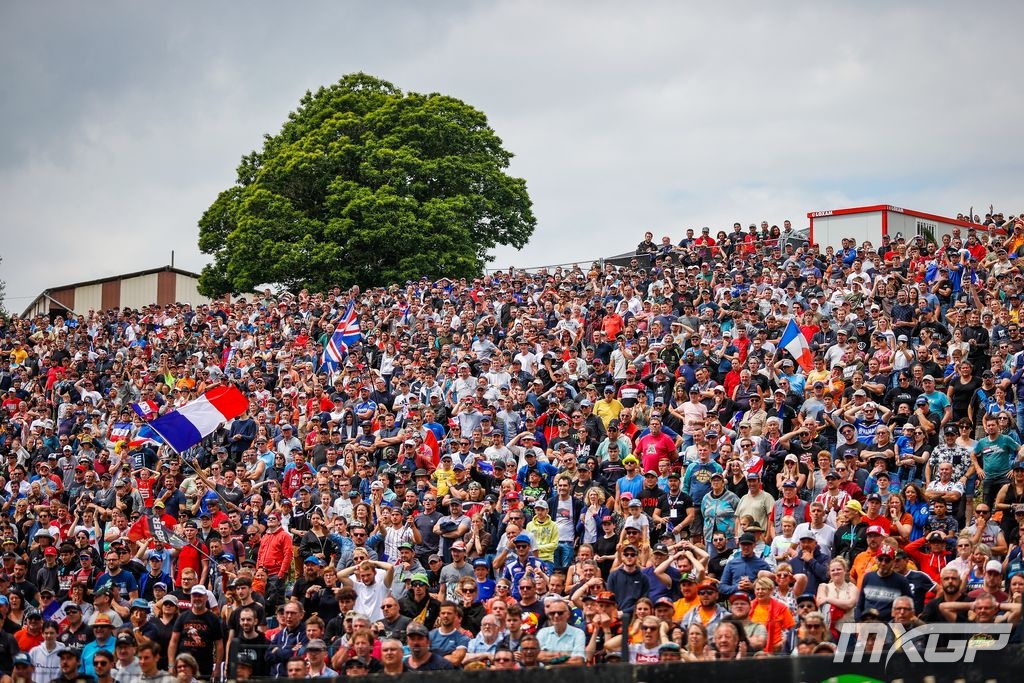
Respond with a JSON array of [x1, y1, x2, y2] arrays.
[[238, 643, 1024, 683]]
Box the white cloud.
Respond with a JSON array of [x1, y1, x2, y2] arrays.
[[2, 1, 1023, 306]]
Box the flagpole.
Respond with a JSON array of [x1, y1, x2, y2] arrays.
[[143, 418, 238, 512]]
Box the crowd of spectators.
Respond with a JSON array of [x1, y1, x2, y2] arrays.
[[3, 214, 1024, 680]]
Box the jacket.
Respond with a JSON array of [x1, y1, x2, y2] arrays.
[[904, 536, 951, 583], [788, 547, 831, 594], [256, 526, 293, 579], [719, 553, 772, 596], [266, 626, 307, 677]]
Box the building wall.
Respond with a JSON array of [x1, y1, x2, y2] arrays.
[[75, 283, 103, 313], [886, 212, 919, 240], [812, 212, 883, 250], [119, 273, 159, 309], [50, 287, 75, 312], [156, 271, 176, 306], [175, 275, 211, 306], [101, 280, 121, 310]]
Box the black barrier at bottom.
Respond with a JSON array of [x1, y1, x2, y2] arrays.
[[239, 644, 1024, 683]]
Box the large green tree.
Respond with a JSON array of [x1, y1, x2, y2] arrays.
[[197, 73, 536, 295]]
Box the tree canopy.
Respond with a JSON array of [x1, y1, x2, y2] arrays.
[[197, 73, 536, 296]]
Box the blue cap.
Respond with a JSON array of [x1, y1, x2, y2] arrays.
[[472, 559, 488, 568], [0, 596, 8, 606], [513, 534, 532, 546], [147, 551, 164, 561], [13, 653, 30, 666], [219, 553, 235, 562], [304, 556, 324, 566], [130, 599, 150, 611]]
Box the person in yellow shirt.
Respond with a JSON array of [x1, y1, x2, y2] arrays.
[[9, 341, 28, 367], [432, 453, 456, 498], [593, 386, 624, 427], [526, 500, 559, 564]]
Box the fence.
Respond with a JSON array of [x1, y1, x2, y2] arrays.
[[236, 643, 1024, 683]]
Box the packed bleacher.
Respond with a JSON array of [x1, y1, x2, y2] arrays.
[[3, 214, 1024, 681]]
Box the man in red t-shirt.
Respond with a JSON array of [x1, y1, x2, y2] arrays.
[[636, 416, 677, 472], [173, 521, 209, 587]]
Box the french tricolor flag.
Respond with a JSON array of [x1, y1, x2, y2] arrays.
[[131, 400, 161, 421], [780, 318, 814, 373], [147, 385, 249, 453]]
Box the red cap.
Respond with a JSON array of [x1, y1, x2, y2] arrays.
[[876, 545, 895, 558], [866, 525, 887, 537], [44, 547, 57, 556]]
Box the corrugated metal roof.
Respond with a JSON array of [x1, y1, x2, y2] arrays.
[[41, 265, 201, 292]]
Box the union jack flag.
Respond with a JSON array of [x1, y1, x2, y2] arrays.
[[321, 303, 362, 373]]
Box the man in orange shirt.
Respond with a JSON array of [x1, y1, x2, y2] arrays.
[[850, 525, 889, 586], [671, 572, 701, 622]]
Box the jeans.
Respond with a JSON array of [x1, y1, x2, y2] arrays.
[[554, 542, 575, 571], [982, 474, 1009, 509]]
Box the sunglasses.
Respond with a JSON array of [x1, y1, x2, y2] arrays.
[[698, 589, 716, 596]]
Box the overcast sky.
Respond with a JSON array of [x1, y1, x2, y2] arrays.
[[3, 1, 1023, 309]]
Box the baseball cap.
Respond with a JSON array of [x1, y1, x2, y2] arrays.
[[306, 639, 328, 651], [407, 621, 430, 637], [866, 525, 887, 536], [796, 593, 818, 606], [986, 560, 1004, 574], [845, 500, 864, 514]]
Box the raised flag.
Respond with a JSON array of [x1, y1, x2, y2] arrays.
[[108, 422, 132, 442], [132, 400, 160, 421], [146, 385, 249, 453], [321, 302, 362, 373], [126, 516, 149, 543], [149, 514, 187, 549], [780, 318, 814, 372], [128, 424, 164, 449]]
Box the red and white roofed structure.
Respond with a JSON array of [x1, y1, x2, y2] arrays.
[[805, 204, 995, 251]]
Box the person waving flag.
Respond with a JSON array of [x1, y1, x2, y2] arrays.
[[780, 318, 814, 372]]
